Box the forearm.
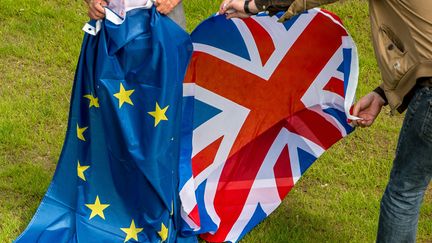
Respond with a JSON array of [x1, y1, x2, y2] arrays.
[[254, 0, 339, 20], [254, 0, 294, 12]]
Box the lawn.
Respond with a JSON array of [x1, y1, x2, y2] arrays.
[[0, 0, 431, 242]]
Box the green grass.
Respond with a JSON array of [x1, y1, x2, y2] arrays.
[[0, 0, 431, 242]]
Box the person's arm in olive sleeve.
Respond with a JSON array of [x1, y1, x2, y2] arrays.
[[220, 0, 339, 21], [254, 0, 294, 14], [279, 0, 339, 21], [254, 0, 339, 21]]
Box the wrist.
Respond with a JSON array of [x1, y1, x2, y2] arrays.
[[245, 0, 259, 14], [244, 0, 251, 14], [250, 0, 259, 14], [372, 87, 388, 106]]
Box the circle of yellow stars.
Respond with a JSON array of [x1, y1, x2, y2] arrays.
[[75, 81, 172, 242]]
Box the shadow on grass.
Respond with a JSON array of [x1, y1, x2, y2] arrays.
[[239, 204, 352, 243]]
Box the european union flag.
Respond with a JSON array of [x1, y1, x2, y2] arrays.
[[16, 7, 195, 243]]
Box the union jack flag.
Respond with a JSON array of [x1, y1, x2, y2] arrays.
[[179, 9, 359, 242]]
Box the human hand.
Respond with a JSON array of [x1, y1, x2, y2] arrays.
[[85, 0, 108, 20], [351, 91, 385, 128], [155, 0, 181, 15], [219, 0, 259, 19]]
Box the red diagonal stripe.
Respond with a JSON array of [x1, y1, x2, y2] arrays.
[[274, 145, 294, 199], [243, 18, 275, 66], [285, 108, 342, 150], [189, 205, 201, 227], [323, 76, 345, 97], [192, 136, 223, 177]]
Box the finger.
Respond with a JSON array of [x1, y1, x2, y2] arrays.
[[358, 120, 366, 128], [226, 11, 250, 19], [225, 8, 236, 14], [158, 9, 168, 15], [226, 11, 240, 19], [360, 118, 373, 127], [352, 101, 363, 117], [88, 11, 101, 20], [363, 119, 374, 127], [351, 120, 359, 127], [94, 3, 106, 15], [159, 3, 175, 14], [157, 5, 173, 15], [89, 7, 103, 17], [97, 12, 106, 19], [156, 5, 167, 14], [239, 12, 252, 18], [239, 12, 251, 18], [90, 8, 105, 19], [219, 1, 232, 14], [219, 2, 227, 13]]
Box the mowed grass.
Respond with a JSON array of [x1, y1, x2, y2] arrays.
[[0, 0, 430, 242]]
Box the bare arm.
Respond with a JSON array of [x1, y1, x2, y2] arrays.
[[84, 0, 108, 20]]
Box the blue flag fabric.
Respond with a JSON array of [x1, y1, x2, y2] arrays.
[[16, 7, 195, 243]]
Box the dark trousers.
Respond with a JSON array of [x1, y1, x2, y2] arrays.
[[377, 86, 432, 242]]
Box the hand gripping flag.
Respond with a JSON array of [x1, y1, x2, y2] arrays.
[[179, 9, 359, 242], [16, 7, 196, 243]]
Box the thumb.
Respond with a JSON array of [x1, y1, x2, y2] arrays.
[[352, 101, 363, 117], [219, 1, 231, 14]]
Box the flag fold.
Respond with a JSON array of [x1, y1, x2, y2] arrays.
[[16, 7, 195, 243]]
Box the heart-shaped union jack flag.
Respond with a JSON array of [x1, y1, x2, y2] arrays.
[[179, 9, 359, 242]]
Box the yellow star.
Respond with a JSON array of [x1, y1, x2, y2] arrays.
[[158, 222, 168, 242], [121, 220, 143, 242], [77, 161, 90, 181], [77, 124, 88, 141], [148, 102, 169, 127], [83, 94, 100, 108], [85, 196, 110, 220], [113, 83, 134, 108]]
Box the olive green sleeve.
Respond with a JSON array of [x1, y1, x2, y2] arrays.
[[254, 0, 294, 12], [253, 0, 339, 21], [254, 0, 270, 11], [277, 0, 339, 22]]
